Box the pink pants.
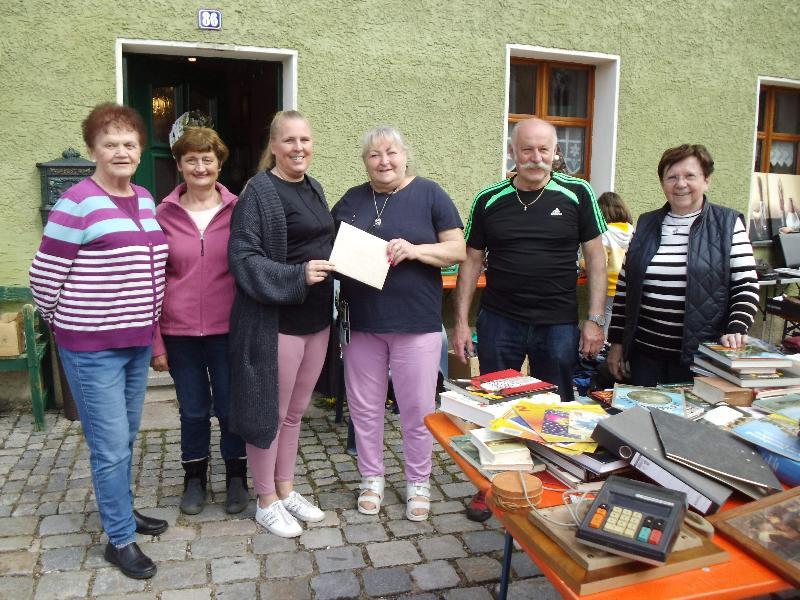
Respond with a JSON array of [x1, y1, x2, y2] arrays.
[[247, 327, 330, 496], [342, 331, 441, 483]]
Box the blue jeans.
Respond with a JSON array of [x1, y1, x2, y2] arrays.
[[476, 308, 579, 402], [163, 334, 245, 462], [58, 346, 151, 547]]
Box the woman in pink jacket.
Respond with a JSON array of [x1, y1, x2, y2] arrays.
[[151, 126, 248, 515]]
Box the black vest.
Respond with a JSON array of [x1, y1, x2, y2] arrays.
[[621, 198, 741, 365]]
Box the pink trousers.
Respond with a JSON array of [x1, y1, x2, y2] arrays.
[[342, 331, 441, 483], [247, 327, 329, 496]]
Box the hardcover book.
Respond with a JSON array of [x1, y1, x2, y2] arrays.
[[692, 376, 753, 407], [469, 369, 557, 396], [697, 339, 792, 369], [693, 356, 800, 389], [468, 427, 533, 465]]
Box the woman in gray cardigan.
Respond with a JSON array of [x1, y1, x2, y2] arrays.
[[228, 110, 335, 538]]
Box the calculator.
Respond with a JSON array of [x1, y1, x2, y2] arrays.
[[575, 476, 687, 565]]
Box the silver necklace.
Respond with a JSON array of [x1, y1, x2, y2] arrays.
[[371, 185, 399, 227], [513, 181, 546, 211]]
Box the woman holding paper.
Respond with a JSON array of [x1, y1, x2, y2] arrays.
[[606, 144, 759, 385], [331, 125, 465, 521], [228, 110, 335, 538]]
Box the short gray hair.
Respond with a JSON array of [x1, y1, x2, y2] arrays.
[[361, 125, 412, 162]]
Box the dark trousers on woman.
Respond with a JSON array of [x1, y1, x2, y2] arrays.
[[162, 334, 245, 462], [629, 348, 693, 387]]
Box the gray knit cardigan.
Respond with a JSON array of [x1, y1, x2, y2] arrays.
[[227, 170, 326, 449]]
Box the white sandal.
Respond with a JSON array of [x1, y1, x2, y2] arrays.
[[406, 480, 431, 522], [358, 476, 385, 515]]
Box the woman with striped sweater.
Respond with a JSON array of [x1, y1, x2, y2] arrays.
[[607, 144, 759, 385], [29, 104, 168, 579]]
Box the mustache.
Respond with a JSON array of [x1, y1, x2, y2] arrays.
[[517, 161, 551, 172]]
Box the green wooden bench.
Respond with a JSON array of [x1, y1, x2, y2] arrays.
[[0, 286, 55, 430]]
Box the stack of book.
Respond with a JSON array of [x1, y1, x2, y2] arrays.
[[449, 432, 546, 480], [691, 339, 799, 406], [439, 369, 560, 427]]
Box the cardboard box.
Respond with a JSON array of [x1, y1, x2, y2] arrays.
[[0, 312, 24, 357], [447, 350, 480, 379]]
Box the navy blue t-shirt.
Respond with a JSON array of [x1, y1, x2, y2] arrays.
[[331, 177, 463, 333]]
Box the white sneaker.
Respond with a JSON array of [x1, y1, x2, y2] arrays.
[[282, 491, 326, 523], [255, 499, 302, 538]]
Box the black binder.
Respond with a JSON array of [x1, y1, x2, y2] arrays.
[[591, 407, 732, 514], [650, 408, 782, 500]]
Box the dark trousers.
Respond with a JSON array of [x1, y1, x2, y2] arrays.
[[629, 347, 693, 387], [163, 334, 246, 462], [476, 308, 579, 402]]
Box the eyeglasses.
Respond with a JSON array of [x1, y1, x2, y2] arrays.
[[663, 173, 701, 185]]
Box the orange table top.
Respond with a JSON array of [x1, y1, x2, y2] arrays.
[[441, 273, 486, 289], [425, 411, 792, 600], [442, 273, 585, 289]]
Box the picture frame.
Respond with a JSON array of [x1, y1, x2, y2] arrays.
[[708, 487, 800, 586]]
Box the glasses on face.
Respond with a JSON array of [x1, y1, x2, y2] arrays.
[[663, 173, 700, 185]]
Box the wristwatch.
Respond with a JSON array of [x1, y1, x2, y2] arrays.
[[587, 314, 606, 327]]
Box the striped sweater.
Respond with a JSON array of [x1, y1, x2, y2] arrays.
[[608, 209, 758, 356], [29, 178, 168, 351]]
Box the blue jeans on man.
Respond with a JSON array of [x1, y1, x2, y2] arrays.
[[476, 308, 579, 402], [162, 334, 245, 462], [58, 346, 151, 547]]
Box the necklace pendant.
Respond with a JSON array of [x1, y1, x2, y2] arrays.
[[523, 206, 527, 211], [374, 217, 382, 227]]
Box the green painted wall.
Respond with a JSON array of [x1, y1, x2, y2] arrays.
[[1, 0, 799, 286]]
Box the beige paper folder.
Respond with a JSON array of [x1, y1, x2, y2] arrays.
[[329, 222, 390, 290]]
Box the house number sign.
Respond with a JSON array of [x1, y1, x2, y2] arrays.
[[198, 9, 222, 30]]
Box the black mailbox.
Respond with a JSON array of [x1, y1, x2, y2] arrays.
[[36, 148, 95, 225]]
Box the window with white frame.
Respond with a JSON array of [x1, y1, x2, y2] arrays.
[[755, 84, 800, 174], [504, 46, 620, 195]]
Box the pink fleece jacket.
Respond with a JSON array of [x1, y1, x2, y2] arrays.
[[152, 182, 237, 356]]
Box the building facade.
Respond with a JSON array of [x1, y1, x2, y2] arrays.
[[1, 0, 798, 289]]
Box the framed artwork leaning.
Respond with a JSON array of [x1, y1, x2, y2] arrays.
[[708, 487, 800, 587]]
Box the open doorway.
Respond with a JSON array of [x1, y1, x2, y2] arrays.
[[124, 52, 282, 199]]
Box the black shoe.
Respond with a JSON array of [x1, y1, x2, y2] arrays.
[[465, 491, 492, 522], [224, 458, 250, 514], [133, 510, 168, 536], [180, 458, 209, 515], [104, 542, 156, 579], [181, 478, 207, 515]]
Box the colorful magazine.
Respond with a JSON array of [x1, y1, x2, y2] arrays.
[[731, 413, 800, 462], [611, 384, 686, 416], [752, 394, 800, 421]]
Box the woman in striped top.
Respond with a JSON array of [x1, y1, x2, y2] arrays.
[[607, 144, 759, 385], [29, 104, 168, 579]]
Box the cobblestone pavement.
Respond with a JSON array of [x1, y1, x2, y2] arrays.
[[0, 389, 563, 600]]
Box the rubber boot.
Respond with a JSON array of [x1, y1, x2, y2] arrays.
[[224, 458, 249, 514], [180, 458, 208, 515]]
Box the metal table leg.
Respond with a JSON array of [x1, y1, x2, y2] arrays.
[[498, 529, 513, 600]]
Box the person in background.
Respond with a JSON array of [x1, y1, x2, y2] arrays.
[[29, 103, 168, 579], [151, 124, 248, 516], [331, 125, 465, 522], [580, 191, 634, 337], [451, 118, 607, 522], [607, 144, 759, 385], [227, 110, 335, 538]]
